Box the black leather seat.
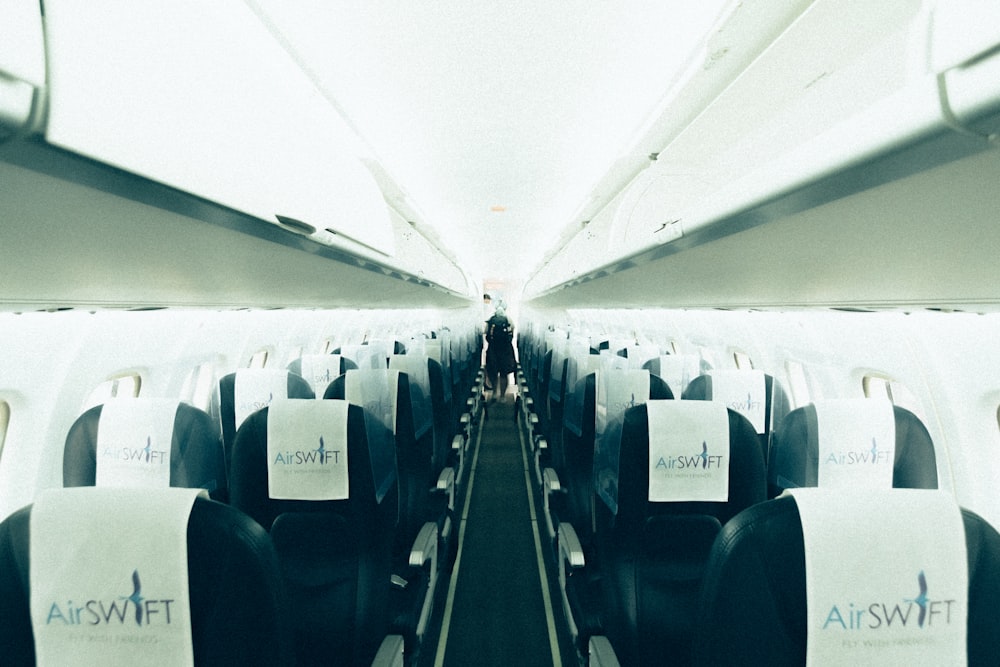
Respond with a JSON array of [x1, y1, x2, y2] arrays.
[[692, 493, 1000, 666], [554, 369, 675, 652], [591, 402, 766, 666], [768, 401, 938, 497], [0, 490, 292, 666], [219, 369, 314, 473], [682, 370, 792, 465], [287, 353, 358, 395], [63, 399, 228, 501], [325, 369, 444, 658], [229, 399, 398, 666]]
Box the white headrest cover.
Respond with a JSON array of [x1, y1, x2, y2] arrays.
[[299, 354, 341, 397], [423, 340, 442, 363], [597, 368, 649, 431], [345, 369, 400, 434], [709, 369, 767, 434], [267, 399, 349, 501], [30, 487, 203, 666], [814, 398, 895, 489], [647, 401, 730, 502], [789, 488, 967, 664], [96, 398, 178, 488], [658, 354, 700, 397], [234, 369, 288, 430]]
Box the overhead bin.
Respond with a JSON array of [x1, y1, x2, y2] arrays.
[[525, 0, 1000, 303], [40, 0, 394, 258]]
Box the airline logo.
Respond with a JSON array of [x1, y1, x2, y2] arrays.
[[824, 437, 892, 466], [239, 391, 273, 417], [822, 571, 958, 632], [101, 436, 168, 467], [610, 393, 638, 415], [271, 436, 342, 466], [653, 441, 725, 470], [43, 569, 179, 628], [729, 392, 762, 414]]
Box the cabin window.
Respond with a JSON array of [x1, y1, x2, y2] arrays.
[[785, 360, 811, 408], [0, 400, 9, 463], [862, 374, 926, 422], [733, 351, 753, 370], [82, 373, 143, 412], [248, 349, 269, 368], [181, 361, 217, 412], [862, 375, 894, 402]]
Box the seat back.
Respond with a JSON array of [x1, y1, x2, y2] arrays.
[[768, 399, 938, 497], [326, 369, 436, 558], [642, 353, 701, 397], [693, 491, 1000, 666], [219, 369, 314, 471], [0, 489, 292, 666], [287, 354, 358, 396], [559, 365, 672, 543], [682, 369, 792, 464], [593, 401, 765, 666], [229, 399, 397, 666], [63, 399, 227, 501]]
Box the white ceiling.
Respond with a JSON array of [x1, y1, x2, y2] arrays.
[[249, 1, 729, 286]]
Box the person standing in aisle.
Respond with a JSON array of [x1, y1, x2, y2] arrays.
[[485, 305, 516, 402]]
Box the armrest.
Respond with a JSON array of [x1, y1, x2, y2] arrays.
[[558, 522, 586, 569], [370, 634, 405, 667], [434, 466, 456, 511], [542, 467, 561, 492], [588, 636, 621, 667], [409, 521, 439, 568]]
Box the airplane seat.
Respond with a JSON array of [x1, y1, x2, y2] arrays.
[[692, 489, 1000, 666], [682, 369, 792, 465], [554, 368, 675, 656], [229, 399, 399, 667], [287, 353, 358, 396], [768, 399, 937, 498], [642, 352, 701, 397], [590, 401, 765, 666], [556, 370, 673, 543], [544, 352, 569, 470], [0, 487, 293, 666], [219, 369, 314, 473], [63, 398, 228, 501], [325, 369, 445, 657]]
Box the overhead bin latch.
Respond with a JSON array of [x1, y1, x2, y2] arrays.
[[653, 219, 684, 245], [0, 0, 47, 142], [929, 0, 1000, 148]]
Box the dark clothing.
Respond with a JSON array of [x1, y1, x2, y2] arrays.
[[485, 315, 516, 378]]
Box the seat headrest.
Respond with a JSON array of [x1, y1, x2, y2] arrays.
[[597, 403, 765, 528], [0, 489, 292, 666], [63, 400, 226, 500], [769, 400, 938, 496], [229, 401, 397, 531]]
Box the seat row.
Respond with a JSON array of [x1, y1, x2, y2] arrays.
[[515, 327, 1000, 666], [0, 335, 487, 666]]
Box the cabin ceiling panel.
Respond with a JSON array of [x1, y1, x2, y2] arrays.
[[0, 161, 467, 311], [249, 0, 729, 281], [529, 148, 1000, 312]]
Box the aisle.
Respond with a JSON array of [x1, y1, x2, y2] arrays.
[[436, 395, 557, 667]]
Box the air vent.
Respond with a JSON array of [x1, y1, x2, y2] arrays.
[[275, 215, 316, 235]]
